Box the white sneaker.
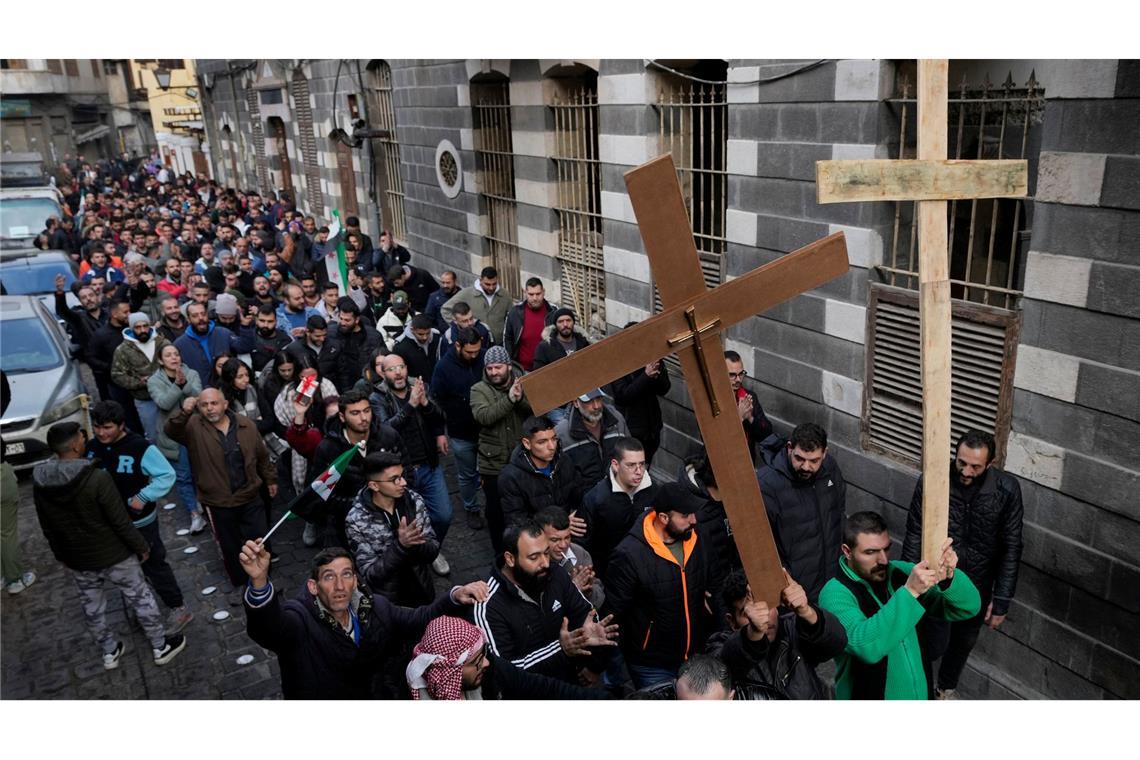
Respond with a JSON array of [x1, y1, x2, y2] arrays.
[[103, 641, 125, 670], [431, 553, 451, 576], [189, 511, 208, 535], [302, 522, 319, 547], [6, 571, 36, 595]]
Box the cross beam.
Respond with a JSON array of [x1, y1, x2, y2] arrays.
[[815, 60, 1028, 566], [519, 155, 850, 605]]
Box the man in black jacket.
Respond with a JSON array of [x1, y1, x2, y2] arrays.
[[240, 541, 488, 699], [757, 423, 847, 603], [392, 314, 442, 382], [498, 415, 583, 530], [387, 263, 440, 314], [580, 437, 658, 581], [532, 307, 590, 371], [54, 273, 107, 364], [709, 568, 847, 700], [554, 389, 631, 488], [473, 519, 617, 685], [901, 428, 1024, 700], [604, 482, 716, 689], [249, 303, 292, 374], [503, 277, 556, 371], [319, 298, 386, 393], [725, 350, 772, 463], [283, 314, 329, 369], [86, 299, 131, 402], [610, 339, 671, 467], [430, 327, 485, 538]]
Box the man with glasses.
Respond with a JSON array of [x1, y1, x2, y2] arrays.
[[239, 539, 489, 699], [346, 452, 440, 607], [580, 437, 658, 581], [725, 350, 772, 464]]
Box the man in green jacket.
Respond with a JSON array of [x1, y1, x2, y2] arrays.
[[469, 345, 531, 550], [819, 511, 980, 700]]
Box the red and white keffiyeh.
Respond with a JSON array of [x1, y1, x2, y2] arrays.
[[406, 616, 485, 701]]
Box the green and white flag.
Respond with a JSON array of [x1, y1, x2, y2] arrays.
[[261, 442, 363, 542], [315, 208, 349, 295]]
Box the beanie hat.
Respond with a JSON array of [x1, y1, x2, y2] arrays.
[[483, 345, 511, 368], [128, 312, 150, 329], [214, 292, 239, 317], [551, 307, 577, 324]]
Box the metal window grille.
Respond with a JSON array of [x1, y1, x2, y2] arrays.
[[64, 59, 79, 77], [552, 83, 605, 331], [366, 62, 407, 241], [863, 69, 1044, 467], [881, 71, 1045, 310], [267, 117, 294, 198], [90, 60, 101, 79], [102, 60, 117, 76], [289, 71, 324, 217], [652, 74, 727, 372], [245, 89, 270, 192], [46, 60, 62, 75], [472, 81, 521, 297]]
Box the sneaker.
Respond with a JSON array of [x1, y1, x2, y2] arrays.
[[189, 511, 208, 535], [6, 571, 37, 595], [302, 522, 318, 547], [165, 606, 193, 635], [466, 510, 485, 530], [431, 553, 451, 576], [103, 641, 125, 670], [936, 688, 959, 700], [153, 633, 187, 666]]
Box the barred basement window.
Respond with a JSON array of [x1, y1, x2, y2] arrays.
[[46, 60, 62, 75], [365, 61, 407, 241], [472, 78, 521, 298], [862, 67, 1044, 466], [290, 70, 324, 217], [245, 89, 270, 192], [551, 73, 605, 333], [64, 59, 79, 77]]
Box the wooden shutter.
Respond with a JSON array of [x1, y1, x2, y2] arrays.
[[863, 283, 1020, 467], [290, 71, 324, 216]]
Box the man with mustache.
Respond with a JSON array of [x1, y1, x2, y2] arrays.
[[820, 511, 980, 700]]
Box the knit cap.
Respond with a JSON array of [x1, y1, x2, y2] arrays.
[[128, 312, 150, 329], [483, 345, 511, 368]]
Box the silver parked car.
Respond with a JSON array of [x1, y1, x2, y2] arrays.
[[0, 295, 90, 469]]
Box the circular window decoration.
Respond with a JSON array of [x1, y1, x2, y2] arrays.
[[435, 139, 462, 199]]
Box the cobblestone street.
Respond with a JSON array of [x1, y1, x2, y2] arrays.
[[0, 460, 494, 699]]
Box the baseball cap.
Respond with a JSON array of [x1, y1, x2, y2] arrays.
[[577, 388, 605, 402], [392, 290, 410, 307], [653, 482, 705, 516]]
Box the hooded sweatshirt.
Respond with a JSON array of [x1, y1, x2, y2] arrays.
[[111, 328, 169, 400], [32, 457, 150, 571]]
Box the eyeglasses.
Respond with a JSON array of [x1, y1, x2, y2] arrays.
[[371, 473, 407, 485], [727, 371, 747, 380]]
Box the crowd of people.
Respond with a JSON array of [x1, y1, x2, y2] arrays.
[[7, 152, 1024, 701]]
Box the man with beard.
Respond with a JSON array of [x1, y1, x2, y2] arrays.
[[901, 429, 1024, 700], [320, 299, 386, 393], [392, 314, 442, 383], [87, 300, 132, 405], [362, 271, 390, 327], [423, 269, 459, 333], [757, 423, 847, 602], [250, 303, 292, 374], [54, 274, 108, 381], [172, 302, 254, 384], [370, 355, 450, 548], [155, 296, 189, 342], [110, 313, 169, 443], [284, 314, 329, 369], [498, 415, 584, 536], [531, 307, 590, 371], [473, 519, 617, 685], [554, 388, 630, 487], [165, 388, 277, 588], [725, 350, 772, 464], [386, 263, 439, 315], [469, 346, 532, 545], [378, 290, 416, 351], [603, 482, 716, 689], [503, 278, 557, 371], [345, 451, 440, 607], [440, 300, 492, 351], [250, 274, 279, 310], [819, 512, 980, 700], [276, 283, 318, 340]]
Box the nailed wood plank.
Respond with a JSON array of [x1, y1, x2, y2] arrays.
[[815, 159, 1028, 203]]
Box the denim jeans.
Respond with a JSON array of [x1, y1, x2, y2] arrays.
[[449, 438, 481, 514], [134, 398, 159, 444], [626, 662, 677, 691], [412, 462, 453, 544], [173, 446, 199, 514]]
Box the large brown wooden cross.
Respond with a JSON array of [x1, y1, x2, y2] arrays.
[[815, 59, 1028, 565], [518, 154, 850, 605]]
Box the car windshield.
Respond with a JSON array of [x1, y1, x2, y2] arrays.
[[0, 260, 75, 295], [0, 316, 63, 373], [0, 198, 60, 239]]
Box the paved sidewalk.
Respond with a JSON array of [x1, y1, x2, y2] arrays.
[[0, 459, 495, 699]]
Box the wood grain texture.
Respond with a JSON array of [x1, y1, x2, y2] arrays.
[[815, 159, 1028, 203]]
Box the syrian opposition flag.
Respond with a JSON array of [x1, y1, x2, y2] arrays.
[[262, 442, 364, 542], [313, 208, 349, 295]]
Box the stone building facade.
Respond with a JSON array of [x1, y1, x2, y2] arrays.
[[193, 57, 1139, 700]]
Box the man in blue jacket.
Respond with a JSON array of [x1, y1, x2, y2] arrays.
[[173, 301, 254, 382]]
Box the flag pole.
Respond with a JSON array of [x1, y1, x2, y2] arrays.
[[260, 510, 293, 544]]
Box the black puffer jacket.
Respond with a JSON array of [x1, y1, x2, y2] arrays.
[[757, 446, 847, 602], [610, 364, 671, 446], [603, 511, 716, 671], [319, 322, 386, 393], [901, 463, 1024, 616], [679, 460, 742, 595], [708, 606, 848, 700], [498, 444, 583, 525], [580, 471, 658, 581], [554, 404, 630, 487]]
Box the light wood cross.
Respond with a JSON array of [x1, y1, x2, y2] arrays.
[[815, 59, 1028, 565], [518, 154, 850, 605]]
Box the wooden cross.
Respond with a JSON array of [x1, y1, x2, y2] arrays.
[[518, 154, 850, 605], [815, 59, 1028, 565]]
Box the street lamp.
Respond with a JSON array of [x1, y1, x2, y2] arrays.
[[154, 67, 172, 90]]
